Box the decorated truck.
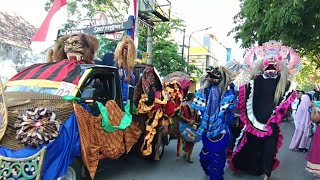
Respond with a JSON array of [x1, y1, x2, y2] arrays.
[[0, 31, 190, 179]]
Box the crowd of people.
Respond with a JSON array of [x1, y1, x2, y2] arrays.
[[289, 90, 320, 178], [173, 80, 320, 180], [171, 41, 320, 180]]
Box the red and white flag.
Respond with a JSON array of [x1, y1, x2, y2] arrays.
[[30, 0, 67, 54]]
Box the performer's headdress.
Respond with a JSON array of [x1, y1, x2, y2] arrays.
[[114, 35, 136, 82], [244, 41, 302, 76], [244, 41, 302, 103], [133, 65, 162, 104], [53, 33, 99, 64], [201, 65, 235, 93]]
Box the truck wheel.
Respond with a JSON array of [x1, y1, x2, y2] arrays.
[[157, 138, 165, 159], [150, 137, 165, 161], [58, 158, 83, 180]]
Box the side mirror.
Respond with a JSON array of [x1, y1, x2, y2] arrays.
[[81, 88, 96, 101], [81, 87, 108, 102]]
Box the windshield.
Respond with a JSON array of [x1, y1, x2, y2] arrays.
[[5, 86, 58, 95]]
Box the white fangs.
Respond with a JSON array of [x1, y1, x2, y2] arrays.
[[264, 63, 277, 71], [66, 53, 83, 61]]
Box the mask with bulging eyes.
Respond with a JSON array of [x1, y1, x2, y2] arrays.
[[206, 66, 222, 85], [261, 56, 283, 78], [64, 35, 84, 61]]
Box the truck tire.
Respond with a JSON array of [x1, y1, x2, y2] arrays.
[[149, 137, 165, 161], [58, 158, 83, 180]]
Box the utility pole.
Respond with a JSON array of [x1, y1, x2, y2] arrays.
[[181, 29, 186, 61], [146, 26, 153, 65]]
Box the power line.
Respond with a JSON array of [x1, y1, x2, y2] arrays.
[[189, 36, 213, 55]]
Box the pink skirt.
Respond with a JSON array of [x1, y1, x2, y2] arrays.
[[306, 125, 320, 177]]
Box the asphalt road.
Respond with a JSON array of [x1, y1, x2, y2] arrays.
[[95, 122, 315, 180]]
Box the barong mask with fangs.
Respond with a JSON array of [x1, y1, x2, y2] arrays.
[[261, 56, 283, 78], [52, 33, 99, 63], [64, 34, 85, 61], [205, 66, 223, 85]]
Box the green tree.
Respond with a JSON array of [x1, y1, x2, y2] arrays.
[[138, 19, 201, 76], [294, 57, 320, 91], [294, 61, 316, 91], [97, 35, 120, 57], [45, 0, 130, 24], [230, 0, 320, 66]]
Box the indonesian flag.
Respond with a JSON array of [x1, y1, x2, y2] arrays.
[[30, 0, 68, 54]]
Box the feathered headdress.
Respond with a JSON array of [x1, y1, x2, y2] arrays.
[[114, 35, 136, 82]]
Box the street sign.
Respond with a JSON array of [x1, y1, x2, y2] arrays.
[[57, 18, 134, 38]]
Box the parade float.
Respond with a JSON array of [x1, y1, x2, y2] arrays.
[[0, 32, 190, 180]]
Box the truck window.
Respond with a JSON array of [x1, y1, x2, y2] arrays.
[[81, 73, 115, 104]]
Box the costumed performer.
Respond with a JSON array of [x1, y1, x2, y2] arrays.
[[229, 41, 300, 180], [114, 35, 137, 105], [163, 72, 191, 140], [191, 65, 238, 180], [133, 65, 167, 159]]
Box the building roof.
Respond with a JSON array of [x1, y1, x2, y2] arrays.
[[0, 11, 36, 49]]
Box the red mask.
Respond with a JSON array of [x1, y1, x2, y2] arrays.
[[261, 56, 283, 78]]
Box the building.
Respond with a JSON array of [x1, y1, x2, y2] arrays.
[[0, 11, 45, 82], [187, 33, 232, 90], [189, 46, 217, 74], [187, 46, 214, 91], [203, 34, 231, 65], [188, 34, 231, 73]]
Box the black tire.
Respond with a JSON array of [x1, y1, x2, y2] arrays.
[[157, 137, 165, 159], [149, 137, 165, 161], [59, 158, 84, 180]]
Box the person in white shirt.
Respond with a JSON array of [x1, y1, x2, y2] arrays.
[[291, 97, 300, 120]]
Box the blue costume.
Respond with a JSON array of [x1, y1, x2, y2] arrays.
[[192, 79, 237, 180], [119, 68, 135, 105]]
